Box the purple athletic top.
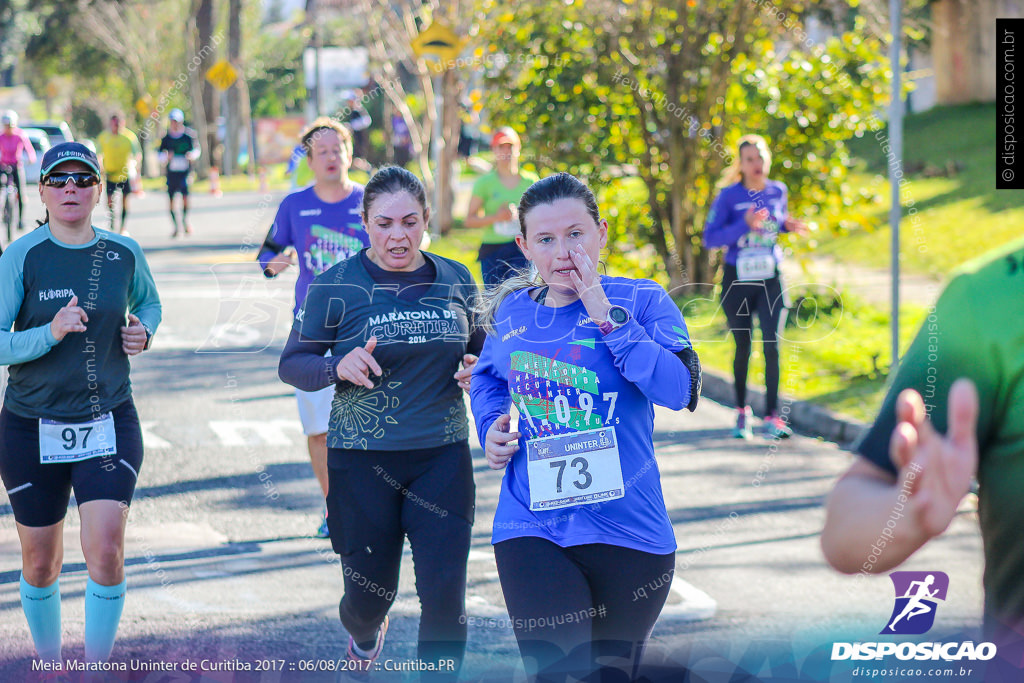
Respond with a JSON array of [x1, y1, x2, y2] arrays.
[[703, 180, 789, 266], [258, 184, 368, 315]]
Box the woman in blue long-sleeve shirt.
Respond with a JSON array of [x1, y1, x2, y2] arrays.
[[471, 172, 702, 681], [703, 135, 807, 439]]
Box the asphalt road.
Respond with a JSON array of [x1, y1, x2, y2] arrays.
[[0, 189, 986, 682]]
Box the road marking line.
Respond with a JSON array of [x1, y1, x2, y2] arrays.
[[141, 422, 172, 449], [209, 419, 303, 446], [660, 576, 716, 621]]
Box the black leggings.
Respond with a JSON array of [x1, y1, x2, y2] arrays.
[[494, 536, 676, 682], [326, 441, 474, 681], [720, 265, 789, 415]]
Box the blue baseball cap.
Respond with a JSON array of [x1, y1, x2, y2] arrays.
[[40, 142, 102, 181], [169, 108, 185, 122]]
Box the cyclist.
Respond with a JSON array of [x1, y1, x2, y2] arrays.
[[0, 110, 37, 233], [0, 142, 161, 663], [97, 113, 141, 235]]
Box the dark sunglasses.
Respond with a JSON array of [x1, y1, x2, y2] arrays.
[[42, 172, 100, 188]]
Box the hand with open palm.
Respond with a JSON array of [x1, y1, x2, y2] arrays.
[[890, 378, 979, 540]]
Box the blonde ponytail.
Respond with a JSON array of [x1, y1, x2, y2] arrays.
[[474, 266, 543, 337]]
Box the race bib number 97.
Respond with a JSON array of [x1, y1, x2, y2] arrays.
[[39, 413, 116, 464], [527, 427, 624, 511]]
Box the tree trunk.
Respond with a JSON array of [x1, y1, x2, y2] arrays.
[[382, 95, 394, 165], [438, 67, 461, 235], [196, 0, 219, 176], [187, 11, 210, 178], [224, 0, 241, 176], [418, 70, 438, 232]]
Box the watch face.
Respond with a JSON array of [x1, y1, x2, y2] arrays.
[[609, 306, 629, 324]]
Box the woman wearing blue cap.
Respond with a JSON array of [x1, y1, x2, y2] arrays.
[[0, 142, 161, 663]]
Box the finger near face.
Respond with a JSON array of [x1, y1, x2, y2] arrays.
[[522, 198, 603, 291], [570, 245, 597, 276]]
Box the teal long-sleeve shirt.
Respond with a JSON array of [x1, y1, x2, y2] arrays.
[[0, 225, 161, 420]]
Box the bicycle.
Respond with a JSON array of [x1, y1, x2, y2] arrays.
[[0, 165, 18, 246]]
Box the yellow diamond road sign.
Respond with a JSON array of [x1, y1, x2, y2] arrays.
[[410, 21, 465, 71], [205, 60, 239, 91], [135, 97, 152, 119]]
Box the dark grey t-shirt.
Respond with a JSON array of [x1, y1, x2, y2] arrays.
[[282, 250, 477, 451], [0, 225, 162, 420]]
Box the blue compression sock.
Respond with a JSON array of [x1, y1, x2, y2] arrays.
[[84, 578, 126, 662], [19, 574, 61, 661]]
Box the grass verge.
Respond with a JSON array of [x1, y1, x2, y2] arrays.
[[819, 103, 1024, 277], [677, 288, 928, 422]]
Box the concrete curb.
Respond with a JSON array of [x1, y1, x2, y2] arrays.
[[699, 368, 868, 447]]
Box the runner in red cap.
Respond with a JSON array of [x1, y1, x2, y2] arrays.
[[465, 126, 538, 287]]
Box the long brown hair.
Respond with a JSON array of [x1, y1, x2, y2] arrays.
[[718, 134, 772, 188]]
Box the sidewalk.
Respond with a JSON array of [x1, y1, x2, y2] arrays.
[[779, 253, 943, 309], [706, 252, 946, 444]]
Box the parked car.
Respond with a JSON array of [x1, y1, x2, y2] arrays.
[[22, 120, 73, 145], [22, 128, 52, 184]]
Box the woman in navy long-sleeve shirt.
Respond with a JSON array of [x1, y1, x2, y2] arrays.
[[703, 135, 807, 440], [278, 166, 482, 681]]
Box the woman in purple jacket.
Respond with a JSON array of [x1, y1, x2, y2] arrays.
[[703, 135, 807, 440]]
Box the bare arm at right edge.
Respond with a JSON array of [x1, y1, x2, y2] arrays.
[[821, 380, 979, 574]]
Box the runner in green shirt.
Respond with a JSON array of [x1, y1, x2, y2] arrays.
[[822, 236, 1024, 646], [465, 127, 538, 287]]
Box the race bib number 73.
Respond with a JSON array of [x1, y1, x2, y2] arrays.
[[527, 427, 624, 511]]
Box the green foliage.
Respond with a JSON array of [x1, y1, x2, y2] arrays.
[[473, 0, 638, 182], [729, 31, 891, 231], [24, 3, 122, 85], [822, 103, 1024, 276], [247, 21, 306, 118], [474, 0, 893, 287], [597, 177, 666, 284]]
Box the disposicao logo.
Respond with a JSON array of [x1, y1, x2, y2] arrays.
[[831, 571, 997, 663], [881, 571, 949, 635]]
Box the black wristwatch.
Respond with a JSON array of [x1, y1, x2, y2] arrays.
[[598, 306, 630, 335]]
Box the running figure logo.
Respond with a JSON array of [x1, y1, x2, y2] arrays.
[[881, 571, 949, 635]]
